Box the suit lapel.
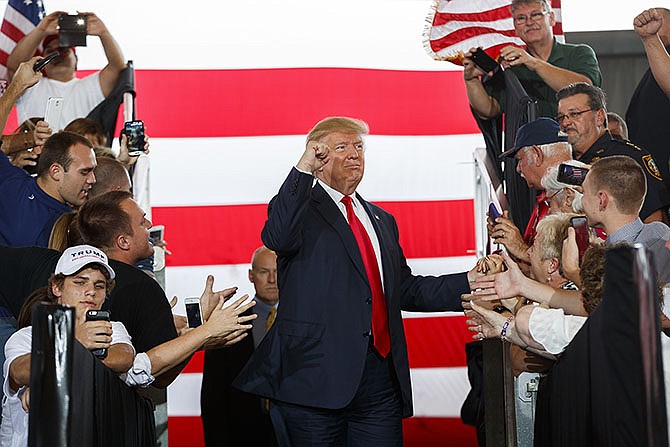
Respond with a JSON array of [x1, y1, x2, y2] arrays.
[[357, 194, 395, 301], [312, 183, 368, 282]]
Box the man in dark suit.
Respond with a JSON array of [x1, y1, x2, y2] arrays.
[[201, 247, 278, 446], [234, 117, 481, 446]]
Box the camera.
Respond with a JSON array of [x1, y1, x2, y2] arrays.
[[58, 14, 87, 47]]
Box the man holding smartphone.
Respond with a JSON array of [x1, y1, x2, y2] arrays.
[[463, 0, 601, 120], [6, 11, 125, 130]]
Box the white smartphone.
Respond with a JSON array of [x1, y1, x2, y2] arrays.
[[44, 97, 64, 130], [184, 297, 203, 328], [149, 225, 165, 270]]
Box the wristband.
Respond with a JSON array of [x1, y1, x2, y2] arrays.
[[500, 316, 514, 341]]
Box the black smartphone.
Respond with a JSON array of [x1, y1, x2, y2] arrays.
[[470, 47, 500, 74], [86, 309, 110, 360], [58, 14, 87, 47], [33, 52, 59, 72], [570, 216, 590, 265], [557, 163, 589, 186], [488, 202, 501, 220], [185, 297, 203, 328], [124, 120, 145, 156]]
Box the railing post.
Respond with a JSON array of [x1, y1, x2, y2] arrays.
[[28, 304, 75, 447]]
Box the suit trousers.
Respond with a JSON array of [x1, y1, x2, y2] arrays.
[[270, 344, 403, 447]]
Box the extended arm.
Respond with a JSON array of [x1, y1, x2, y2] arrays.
[[6, 11, 63, 81], [498, 45, 597, 92], [463, 48, 502, 119], [635, 9, 670, 97], [103, 343, 134, 374], [146, 296, 256, 388], [0, 58, 41, 138], [470, 251, 587, 316], [81, 12, 125, 97]]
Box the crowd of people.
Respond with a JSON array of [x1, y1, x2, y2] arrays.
[[459, 2, 670, 445], [0, 0, 670, 446]]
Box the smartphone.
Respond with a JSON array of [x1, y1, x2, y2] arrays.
[[470, 47, 501, 74], [85, 309, 110, 360], [44, 97, 64, 130], [185, 297, 203, 328], [149, 225, 165, 271], [557, 163, 589, 186], [124, 120, 145, 157], [33, 52, 59, 72], [488, 203, 501, 220], [58, 14, 87, 47], [570, 216, 590, 264]]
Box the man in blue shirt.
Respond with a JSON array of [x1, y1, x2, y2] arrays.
[[0, 131, 96, 247]]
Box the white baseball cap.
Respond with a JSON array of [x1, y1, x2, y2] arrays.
[[55, 245, 115, 279]]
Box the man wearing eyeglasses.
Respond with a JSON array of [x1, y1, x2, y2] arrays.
[[463, 0, 601, 120], [557, 82, 670, 224]]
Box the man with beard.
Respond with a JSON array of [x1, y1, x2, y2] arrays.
[[7, 11, 125, 130]]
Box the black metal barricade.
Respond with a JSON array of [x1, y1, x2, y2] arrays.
[[534, 245, 668, 446], [28, 304, 155, 447]]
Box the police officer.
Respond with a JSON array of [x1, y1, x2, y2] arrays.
[[556, 82, 669, 223]]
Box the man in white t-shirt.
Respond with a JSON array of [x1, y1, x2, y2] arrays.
[[0, 245, 135, 447], [7, 11, 125, 130]]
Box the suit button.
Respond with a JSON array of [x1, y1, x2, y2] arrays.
[[363, 330, 372, 337], [366, 297, 372, 304]]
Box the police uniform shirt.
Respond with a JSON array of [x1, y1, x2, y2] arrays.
[[578, 131, 670, 220]]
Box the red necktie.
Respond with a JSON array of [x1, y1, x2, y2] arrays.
[[341, 195, 390, 357]]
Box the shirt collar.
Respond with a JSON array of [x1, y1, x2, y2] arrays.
[[606, 218, 643, 245], [318, 180, 361, 209]]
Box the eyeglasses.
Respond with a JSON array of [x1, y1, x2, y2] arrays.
[[513, 10, 550, 25], [555, 109, 593, 124]]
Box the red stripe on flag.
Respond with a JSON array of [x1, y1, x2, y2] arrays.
[[183, 315, 469, 375], [0, 20, 25, 44], [9, 69, 479, 136], [168, 417, 205, 447], [404, 316, 469, 368], [432, 4, 513, 26], [128, 68, 479, 138], [153, 200, 475, 267], [167, 416, 476, 446], [430, 27, 518, 53], [0, 48, 8, 67], [182, 351, 204, 374], [403, 417, 477, 446]]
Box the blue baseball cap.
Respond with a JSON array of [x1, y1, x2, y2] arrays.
[[499, 117, 568, 159]]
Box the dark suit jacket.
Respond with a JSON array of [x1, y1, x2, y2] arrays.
[[233, 168, 470, 417], [201, 309, 276, 446]]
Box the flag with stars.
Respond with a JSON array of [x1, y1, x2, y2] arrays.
[[0, 0, 45, 81]]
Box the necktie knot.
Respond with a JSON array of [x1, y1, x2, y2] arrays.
[[341, 195, 352, 207]]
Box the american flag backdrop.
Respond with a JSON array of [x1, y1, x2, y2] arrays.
[[0, 0, 45, 80], [425, 0, 564, 63], [1, 0, 494, 445]]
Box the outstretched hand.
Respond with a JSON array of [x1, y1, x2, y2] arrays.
[[470, 251, 526, 301], [199, 275, 238, 321]]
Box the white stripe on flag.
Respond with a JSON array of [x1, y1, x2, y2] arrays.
[[166, 256, 477, 316], [167, 367, 470, 418], [149, 134, 483, 207], [4, 5, 37, 34]]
